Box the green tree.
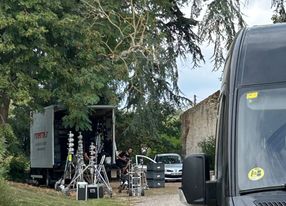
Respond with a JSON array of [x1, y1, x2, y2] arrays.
[[198, 136, 216, 170], [272, 0, 286, 23], [198, 0, 245, 69], [0, 1, 123, 131], [116, 106, 182, 156], [149, 114, 182, 156], [8, 106, 30, 155], [0, 124, 18, 178], [82, 0, 245, 140], [0, 0, 247, 158], [0, 0, 245, 130], [0, 125, 7, 177]]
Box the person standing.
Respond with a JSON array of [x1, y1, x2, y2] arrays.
[[116, 147, 133, 173], [116, 147, 133, 192]]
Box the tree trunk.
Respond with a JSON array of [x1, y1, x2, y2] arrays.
[[0, 92, 10, 124]]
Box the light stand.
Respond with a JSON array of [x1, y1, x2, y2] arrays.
[[59, 132, 112, 197], [55, 131, 75, 191], [63, 132, 86, 193]]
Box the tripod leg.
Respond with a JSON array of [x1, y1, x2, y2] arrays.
[[95, 167, 112, 195], [66, 165, 89, 190]]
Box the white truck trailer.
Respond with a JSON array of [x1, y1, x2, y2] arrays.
[[30, 105, 117, 186]]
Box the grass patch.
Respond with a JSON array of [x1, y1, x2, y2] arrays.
[[0, 179, 125, 206]]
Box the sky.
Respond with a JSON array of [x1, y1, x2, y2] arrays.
[[177, 0, 273, 103]]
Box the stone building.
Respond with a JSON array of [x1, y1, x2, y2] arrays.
[[180, 91, 220, 156]]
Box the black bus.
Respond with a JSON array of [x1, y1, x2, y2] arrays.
[[180, 23, 286, 206]]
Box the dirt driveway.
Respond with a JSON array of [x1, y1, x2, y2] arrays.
[[112, 182, 185, 206]]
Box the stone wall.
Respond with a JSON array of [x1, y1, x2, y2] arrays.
[[181, 91, 220, 156]]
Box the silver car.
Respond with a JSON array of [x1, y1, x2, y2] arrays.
[[154, 153, 183, 181]]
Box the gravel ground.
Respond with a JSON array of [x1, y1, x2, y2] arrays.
[[134, 182, 184, 206], [135, 193, 184, 206], [112, 182, 185, 206]]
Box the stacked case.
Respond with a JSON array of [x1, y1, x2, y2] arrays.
[[146, 163, 165, 188]]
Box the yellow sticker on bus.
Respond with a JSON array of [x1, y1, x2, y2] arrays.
[[248, 167, 264, 181], [246, 92, 258, 99]]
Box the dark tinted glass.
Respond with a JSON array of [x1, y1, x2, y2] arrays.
[[156, 155, 181, 164], [239, 24, 286, 85]]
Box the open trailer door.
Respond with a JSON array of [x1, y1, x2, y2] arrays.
[[88, 105, 117, 164]]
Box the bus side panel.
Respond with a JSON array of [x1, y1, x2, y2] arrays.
[[30, 106, 54, 168]]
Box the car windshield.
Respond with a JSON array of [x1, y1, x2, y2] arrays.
[[237, 87, 286, 191], [156, 155, 181, 164]]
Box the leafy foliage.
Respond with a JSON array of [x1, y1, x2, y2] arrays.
[[82, 0, 200, 138], [0, 126, 7, 177], [0, 124, 28, 181], [0, 0, 246, 133], [198, 0, 245, 70], [3, 155, 29, 181], [198, 136, 216, 170], [272, 0, 286, 23], [0, 0, 115, 130], [0, 124, 18, 155], [116, 107, 182, 156], [0, 124, 20, 178], [0, 0, 250, 164], [8, 106, 30, 156]]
